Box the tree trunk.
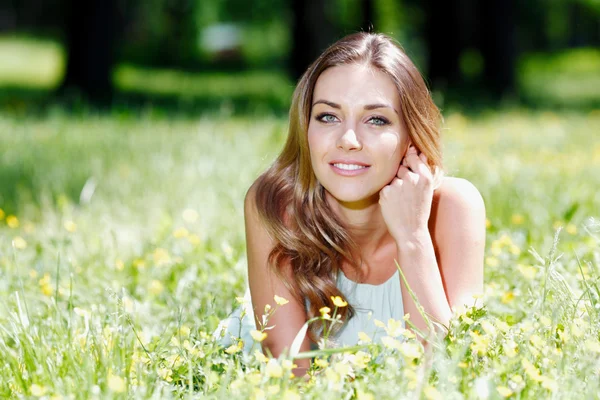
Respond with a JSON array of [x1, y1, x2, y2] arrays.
[[60, 0, 116, 104], [423, 0, 463, 90], [361, 0, 375, 32], [479, 0, 516, 96], [290, 0, 337, 81]]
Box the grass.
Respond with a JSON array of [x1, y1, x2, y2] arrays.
[[0, 107, 599, 398]]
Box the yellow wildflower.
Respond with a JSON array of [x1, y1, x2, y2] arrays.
[[0, 208, 4, 220], [12, 236, 27, 250], [509, 244, 521, 255], [254, 349, 269, 363], [480, 320, 497, 336], [179, 325, 191, 337], [333, 361, 353, 378], [30, 384, 47, 397], [385, 318, 404, 337], [553, 220, 563, 230], [511, 214, 524, 225], [399, 342, 422, 359], [182, 208, 199, 223], [566, 224, 577, 235], [529, 334, 544, 349], [148, 280, 164, 295], [503, 339, 518, 358], [63, 220, 77, 233], [153, 248, 170, 265], [347, 351, 371, 369], [173, 227, 189, 238], [517, 264, 537, 280], [541, 376, 558, 391], [267, 385, 280, 395], [252, 388, 265, 400], [585, 340, 600, 353], [265, 359, 283, 378], [250, 330, 267, 342], [313, 358, 329, 368], [188, 234, 202, 245], [357, 331, 372, 343], [485, 218, 491, 229], [501, 291, 515, 304], [401, 329, 416, 339], [424, 386, 442, 400], [107, 372, 126, 393], [225, 341, 243, 354], [6, 215, 19, 228], [497, 386, 513, 397], [39, 273, 53, 296], [274, 295, 289, 306], [282, 359, 297, 370], [331, 296, 348, 307], [381, 336, 402, 350], [486, 256, 499, 267], [522, 358, 542, 381], [356, 390, 375, 400], [282, 390, 301, 400], [470, 331, 490, 356]]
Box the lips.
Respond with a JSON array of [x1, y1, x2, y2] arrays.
[[329, 160, 371, 176]]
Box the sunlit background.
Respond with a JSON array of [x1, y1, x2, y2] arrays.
[[1, 1, 600, 399], [0, 0, 599, 112]]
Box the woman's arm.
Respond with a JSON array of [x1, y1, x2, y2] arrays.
[[379, 145, 485, 337], [397, 177, 485, 335], [244, 183, 312, 372]]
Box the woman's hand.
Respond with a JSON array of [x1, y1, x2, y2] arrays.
[[379, 145, 435, 243]]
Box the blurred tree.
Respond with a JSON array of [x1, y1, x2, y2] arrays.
[[362, 0, 375, 32], [479, 0, 516, 96], [423, 0, 517, 98], [60, 0, 117, 103], [290, 0, 337, 80]]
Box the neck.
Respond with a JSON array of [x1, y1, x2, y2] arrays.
[[325, 191, 390, 252]]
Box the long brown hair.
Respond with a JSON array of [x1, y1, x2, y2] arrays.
[[254, 32, 443, 343]]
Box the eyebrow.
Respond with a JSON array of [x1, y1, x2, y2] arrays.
[[312, 99, 399, 115]]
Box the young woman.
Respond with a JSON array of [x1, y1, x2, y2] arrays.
[[216, 32, 485, 374]]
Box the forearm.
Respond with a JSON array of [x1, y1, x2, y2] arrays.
[[396, 231, 452, 336]]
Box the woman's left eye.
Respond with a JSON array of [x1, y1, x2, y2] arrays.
[[368, 116, 390, 126]]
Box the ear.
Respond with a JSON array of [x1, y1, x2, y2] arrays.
[[402, 141, 413, 159]]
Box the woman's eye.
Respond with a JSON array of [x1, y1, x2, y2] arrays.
[[369, 116, 390, 126], [317, 113, 338, 123]]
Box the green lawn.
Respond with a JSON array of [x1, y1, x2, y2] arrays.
[[0, 108, 599, 398]]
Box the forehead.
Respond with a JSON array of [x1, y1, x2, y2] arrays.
[[312, 64, 400, 108]]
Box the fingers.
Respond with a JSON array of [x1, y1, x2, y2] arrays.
[[402, 145, 432, 183]]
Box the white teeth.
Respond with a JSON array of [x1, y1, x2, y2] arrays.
[[333, 163, 367, 171]]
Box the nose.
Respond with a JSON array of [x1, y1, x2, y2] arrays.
[[337, 127, 362, 151]]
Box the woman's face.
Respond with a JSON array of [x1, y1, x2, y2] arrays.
[[307, 63, 410, 206]]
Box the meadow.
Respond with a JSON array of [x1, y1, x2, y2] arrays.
[[0, 106, 599, 399]]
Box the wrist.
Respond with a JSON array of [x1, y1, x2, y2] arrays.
[[394, 228, 431, 248]]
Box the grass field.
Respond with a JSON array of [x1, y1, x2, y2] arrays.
[[0, 107, 599, 399]]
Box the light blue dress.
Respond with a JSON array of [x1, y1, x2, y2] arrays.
[[214, 269, 405, 352]]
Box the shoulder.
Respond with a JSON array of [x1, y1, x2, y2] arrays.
[[433, 176, 485, 212], [430, 176, 486, 244]]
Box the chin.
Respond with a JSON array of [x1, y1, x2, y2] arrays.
[[323, 186, 380, 207]]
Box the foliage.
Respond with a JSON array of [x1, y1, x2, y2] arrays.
[[0, 109, 599, 398], [519, 48, 600, 108]]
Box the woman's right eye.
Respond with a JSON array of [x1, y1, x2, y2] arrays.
[[316, 113, 338, 123]]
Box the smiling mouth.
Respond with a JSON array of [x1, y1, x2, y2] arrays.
[[332, 163, 369, 171]]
